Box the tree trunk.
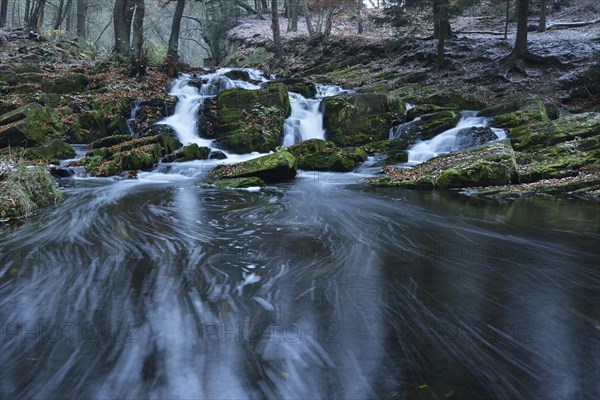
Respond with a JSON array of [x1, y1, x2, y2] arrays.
[[130, 0, 144, 62], [76, 0, 86, 37], [113, 0, 133, 56], [0, 0, 8, 28], [65, 0, 73, 32], [271, 0, 283, 59], [24, 0, 30, 27], [324, 9, 334, 39], [513, 0, 529, 57], [434, 0, 448, 68], [290, 0, 297, 31], [303, 1, 313, 35], [504, 0, 509, 39], [256, 0, 263, 19], [167, 0, 185, 59], [53, 0, 65, 29], [357, 0, 363, 34], [538, 0, 546, 32], [27, 0, 46, 31]]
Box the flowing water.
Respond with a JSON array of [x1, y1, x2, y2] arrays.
[[1, 70, 598, 399], [407, 112, 506, 165], [282, 84, 352, 147], [1, 173, 598, 399]]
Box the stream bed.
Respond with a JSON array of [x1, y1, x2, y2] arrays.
[[1, 171, 598, 399]]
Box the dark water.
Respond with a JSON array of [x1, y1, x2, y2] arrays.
[[1, 171, 599, 399]]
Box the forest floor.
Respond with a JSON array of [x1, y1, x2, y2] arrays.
[[228, 2, 600, 113]]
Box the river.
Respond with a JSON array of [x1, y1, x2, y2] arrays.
[[1, 169, 598, 399]]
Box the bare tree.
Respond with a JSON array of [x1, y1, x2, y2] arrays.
[[0, 0, 8, 27], [167, 0, 185, 59], [76, 0, 86, 37], [271, 0, 283, 59]]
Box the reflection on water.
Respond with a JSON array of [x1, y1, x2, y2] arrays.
[[1, 175, 598, 399]]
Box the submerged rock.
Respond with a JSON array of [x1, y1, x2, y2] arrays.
[[287, 139, 366, 172], [454, 127, 498, 150], [322, 93, 390, 146], [208, 150, 297, 183], [200, 177, 265, 189]]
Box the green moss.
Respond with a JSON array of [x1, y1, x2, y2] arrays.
[[201, 177, 266, 188], [322, 93, 390, 147], [406, 104, 457, 121], [207, 83, 291, 153], [90, 134, 131, 149], [287, 139, 366, 171], [42, 73, 88, 94], [25, 139, 75, 162], [176, 144, 210, 161], [508, 112, 600, 151], [208, 150, 297, 183], [0, 163, 62, 220], [421, 110, 460, 139]]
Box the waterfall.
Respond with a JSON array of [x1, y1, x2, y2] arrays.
[[126, 99, 144, 137], [282, 84, 353, 147], [407, 111, 506, 164], [156, 68, 268, 159]]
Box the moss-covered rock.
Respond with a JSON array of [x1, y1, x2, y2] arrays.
[[201, 83, 291, 153], [424, 91, 489, 110], [507, 112, 600, 151], [175, 143, 210, 161], [364, 139, 409, 164], [0, 162, 63, 220], [287, 139, 366, 172], [479, 94, 547, 118], [25, 139, 75, 161], [287, 82, 317, 98], [366, 140, 517, 189], [90, 134, 131, 149], [78, 132, 181, 176], [420, 110, 460, 139], [208, 150, 297, 183], [0, 103, 64, 148], [201, 177, 266, 189], [322, 93, 390, 146], [42, 73, 88, 94], [406, 104, 457, 121]]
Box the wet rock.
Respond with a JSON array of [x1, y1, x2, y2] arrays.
[[200, 177, 265, 189], [209, 150, 227, 160], [479, 95, 548, 129], [366, 140, 517, 189], [454, 127, 498, 150], [420, 110, 461, 139], [223, 69, 252, 82], [208, 150, 297, 183], [406, 104, 457, 121], [175, 143, 210, 162], [364, 140, 409, 164], [201, 82, 291, 153], [287, 139, 367, 172], [139, 124, 177, 138], [322, 93, 390, 146]]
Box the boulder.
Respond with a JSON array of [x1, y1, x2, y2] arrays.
[[507, 112, 600, 151], [322, 93, 390, 146], [0, 103, 64, 148], [480, 95, 548, 129], [175, 143, 210, 162], [287, 139, 366, 172], [364, 140, 409, 164], [406, 104, 457, 121], [454, 127, 498, 150], [207, 150, 297, 183], [420, 110, 461, 139], [41, 73, 88, 94], [287, 82, 317, 98], [25, 139, 75, 161], [366, 140, 517, 189], [201, 82, 291, 153]]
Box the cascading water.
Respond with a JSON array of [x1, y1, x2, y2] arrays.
[[156, 68, 269, 159], [407, 111, 506, 164], [282, 84, 353, 147], [126, 99, 144, 136]]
